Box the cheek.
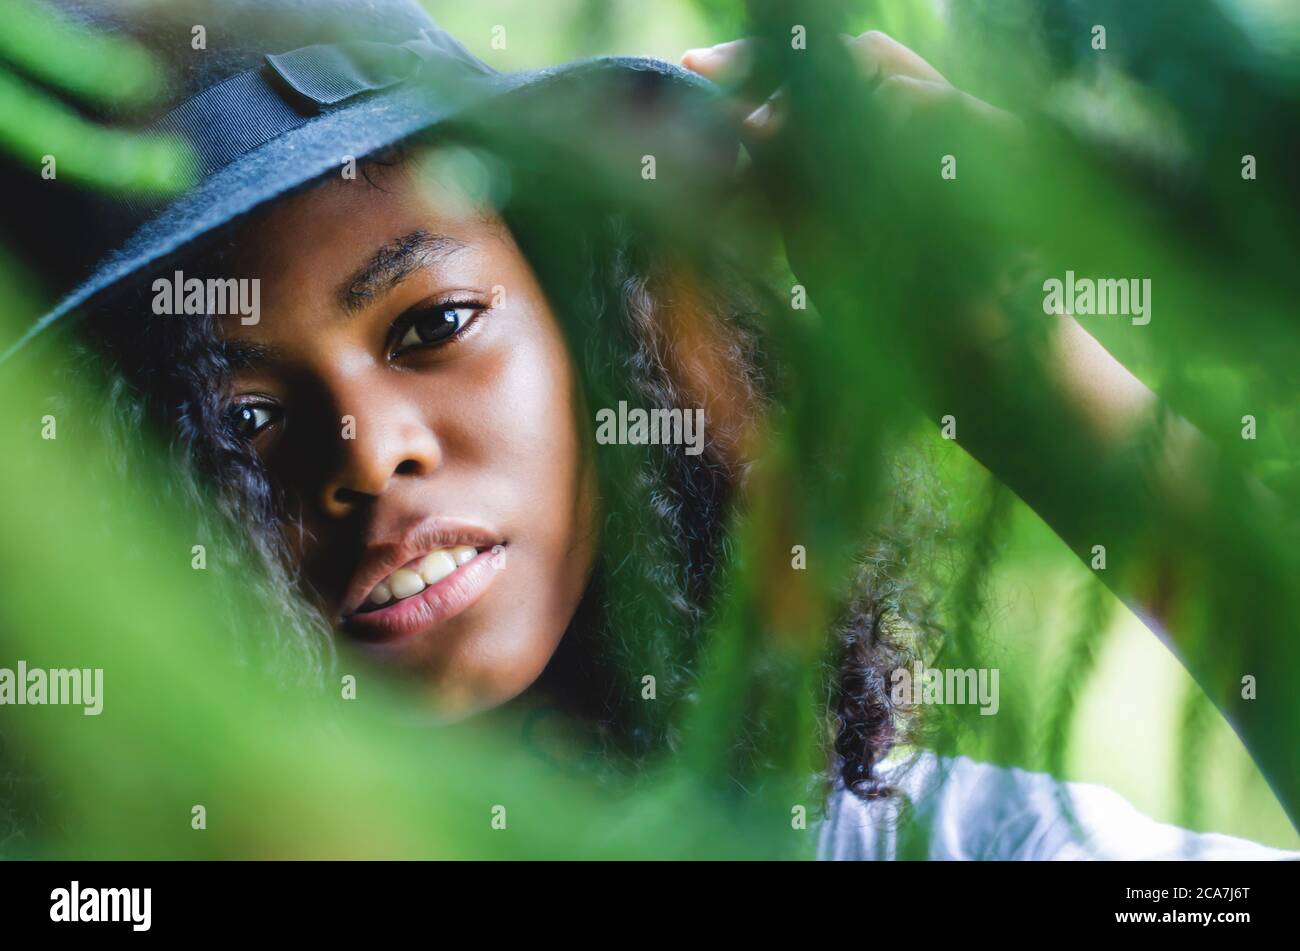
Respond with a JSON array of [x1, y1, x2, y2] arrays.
[[427, 302, 597, 708], [483, 337, 576, 467], [450, 299, 596, 605], [463, 305, 589, 521]]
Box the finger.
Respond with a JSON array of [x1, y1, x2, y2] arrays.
[[680, 39, 753, 84], [845, 30, 948, 86], [683, 39, 780, 133], [871, 74, 956, 124], [874, 73, 1023, 138], [742, 87, 787, 141]]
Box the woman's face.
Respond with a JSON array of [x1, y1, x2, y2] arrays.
[[220, 154, 598, 716]]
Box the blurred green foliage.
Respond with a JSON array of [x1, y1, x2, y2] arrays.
[[0, 0, 189, 194], [1, 0, 1298, 857]]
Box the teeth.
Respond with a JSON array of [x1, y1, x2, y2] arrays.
[[365, 546, 481, 608], [368, 580, 393, 605], [418, 550, 457, 585], [387, 568, 426, 600]]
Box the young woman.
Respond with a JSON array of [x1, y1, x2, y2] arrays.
[[12, 0, 1297, 859]]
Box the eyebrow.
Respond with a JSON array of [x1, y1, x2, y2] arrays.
[[221, 230, 470, 371], [338, 229, 470, 313], [222, 338, 282, 370]]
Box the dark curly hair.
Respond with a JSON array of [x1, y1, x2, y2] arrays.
[[68, 138, 948, 807]]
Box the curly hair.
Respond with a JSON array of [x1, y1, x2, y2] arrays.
[[69, 142, 949, 807]]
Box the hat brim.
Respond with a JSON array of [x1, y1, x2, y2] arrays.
[[2, 56, 724, 364]]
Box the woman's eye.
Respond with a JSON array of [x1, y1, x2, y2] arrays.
[[393, 304, 480, 354], [227, 403, 276, 439]]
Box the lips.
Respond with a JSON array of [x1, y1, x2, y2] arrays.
[[360, 544, 483, 610], [339, 517, 506, 642]]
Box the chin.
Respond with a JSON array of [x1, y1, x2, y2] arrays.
[[359, 610, 568, 719]]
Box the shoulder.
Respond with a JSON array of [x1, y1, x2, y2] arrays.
[[817, 752, 1300, 861]]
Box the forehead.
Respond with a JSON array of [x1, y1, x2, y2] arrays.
[[212, 154, 520, 356], [227, 154, 511, 299]]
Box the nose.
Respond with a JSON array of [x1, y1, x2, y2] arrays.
[[317, 404, 442, 519]]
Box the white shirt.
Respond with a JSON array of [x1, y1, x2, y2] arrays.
[[817, 752, 1299, 860]]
